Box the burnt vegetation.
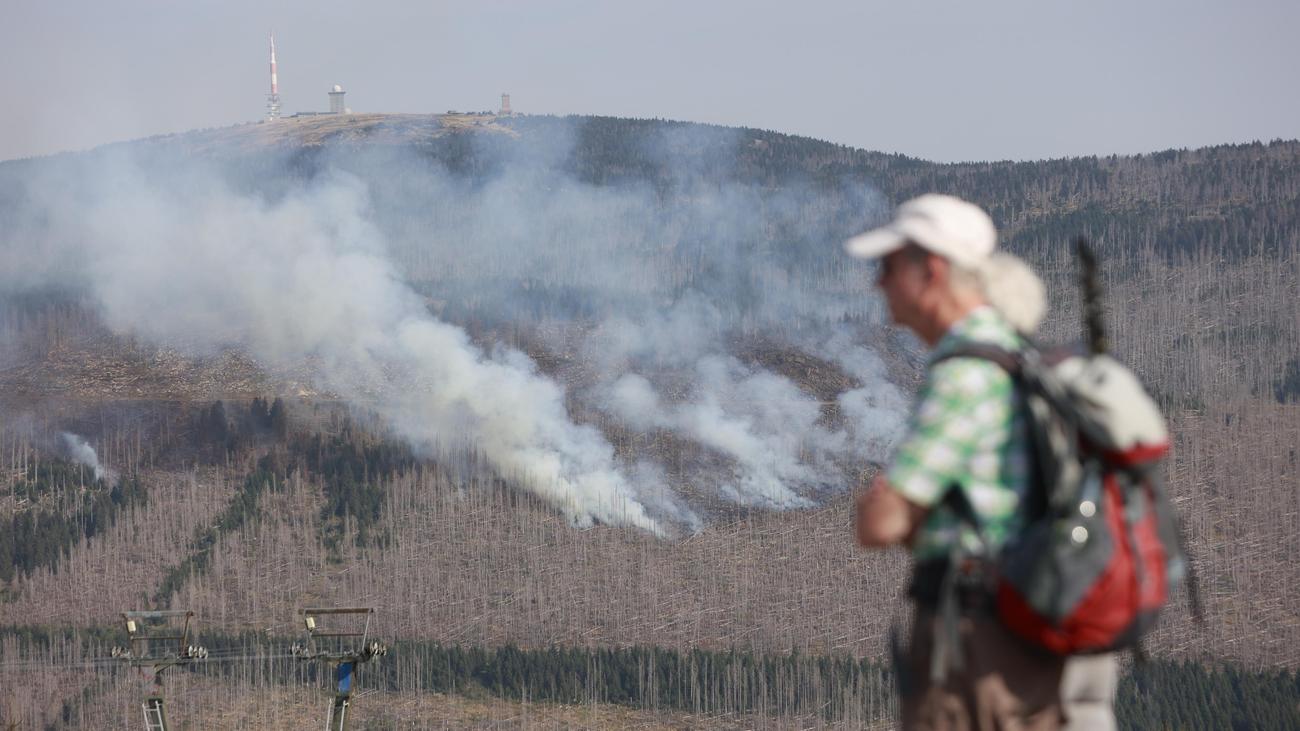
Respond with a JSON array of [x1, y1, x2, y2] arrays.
[[0, 115, 1297, 728]]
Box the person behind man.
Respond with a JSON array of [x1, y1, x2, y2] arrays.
[[846, 194, 1066, 730]]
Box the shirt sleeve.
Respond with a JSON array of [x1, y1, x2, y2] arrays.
[[887, 358, 1012, 508]]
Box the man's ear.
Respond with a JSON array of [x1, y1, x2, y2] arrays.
[[923, 251, 948, 285]]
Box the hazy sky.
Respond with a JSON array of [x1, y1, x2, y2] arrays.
[[5, 0, 1298, 163]]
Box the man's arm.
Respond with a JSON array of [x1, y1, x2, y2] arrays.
[[856, 358, 1008, 548], [855, 474, 927, 547]]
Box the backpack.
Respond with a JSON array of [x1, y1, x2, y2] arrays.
[[934, 342, 1192, 655]]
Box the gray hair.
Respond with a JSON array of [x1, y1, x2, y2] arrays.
[[951, 252, 1046, 335]]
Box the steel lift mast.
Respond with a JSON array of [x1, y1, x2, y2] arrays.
[[292, 607, 387, 731], [112, 610, 208, 731]]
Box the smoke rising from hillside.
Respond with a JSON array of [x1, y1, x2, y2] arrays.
[[0, 118, 906, 532], [59, 432, 112, 482]]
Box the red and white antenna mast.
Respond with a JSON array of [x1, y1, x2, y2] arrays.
[[266, 32, 281, 121]]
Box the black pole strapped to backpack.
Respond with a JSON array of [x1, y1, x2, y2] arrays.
[[1076, 237, 1107, 357], [1075, 236, 1206, 633]]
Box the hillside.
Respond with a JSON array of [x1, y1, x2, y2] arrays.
[[0, 114, 1297, 728]]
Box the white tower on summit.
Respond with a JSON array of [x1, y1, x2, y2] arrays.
[[266, 33, 281, 121]]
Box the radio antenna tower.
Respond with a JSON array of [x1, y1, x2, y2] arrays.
[[266, 32, 281, 121]]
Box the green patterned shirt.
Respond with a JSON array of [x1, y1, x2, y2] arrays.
[[887, 307, 1033, 561]]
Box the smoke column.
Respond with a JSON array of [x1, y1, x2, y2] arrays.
[[77, 163, 660, 533], [0, 118, 905, 533], [60, 432, 110, 482]]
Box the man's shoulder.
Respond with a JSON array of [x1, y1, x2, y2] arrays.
[[926, 308, 1023, 396], [925, 356, 1014, 401], [931, 307, 1023, 358]]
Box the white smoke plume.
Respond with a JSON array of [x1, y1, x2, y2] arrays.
[[587, 301, 908, 513], [0, 118, 906, 534], [75, 162, 659, 533], [60, 431, 112, 482], [605, 361, 827, 509], [818, 331, 911, 460]]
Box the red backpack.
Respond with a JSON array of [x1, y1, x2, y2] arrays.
[[936, 343, 1192, 655]]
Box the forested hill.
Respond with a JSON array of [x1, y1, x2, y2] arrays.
[[541, 115, 1299, 258], [8, 113, 1294, 261], [535, 116, 1282, 261], [854, 135, 1298, 260]]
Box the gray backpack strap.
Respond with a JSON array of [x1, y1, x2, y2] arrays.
[[925, 345, 1029, 682], [932, 343, 1062, 520]]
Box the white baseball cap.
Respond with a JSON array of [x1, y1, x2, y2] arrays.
[[844, 194, 997, 269]]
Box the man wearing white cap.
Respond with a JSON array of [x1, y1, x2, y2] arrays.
[[848, 194, 1065, 730]]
